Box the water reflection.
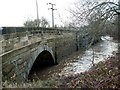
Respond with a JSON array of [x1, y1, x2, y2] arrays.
[[60, 36, 118, 75]]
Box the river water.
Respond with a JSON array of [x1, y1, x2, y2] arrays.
[[29, 36, 118, 81], [59, 36, 118, 76]]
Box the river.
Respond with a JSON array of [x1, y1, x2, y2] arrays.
[[28, 36, 118, 81]]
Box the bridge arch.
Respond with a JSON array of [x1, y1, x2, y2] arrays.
[[26, 45, 56, 80]]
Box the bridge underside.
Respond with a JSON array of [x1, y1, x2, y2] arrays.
[[28, 50, 55, 80], [38, 50, 54, 63]]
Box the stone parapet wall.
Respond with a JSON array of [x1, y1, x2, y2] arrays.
[[0, 27, 74, 54]]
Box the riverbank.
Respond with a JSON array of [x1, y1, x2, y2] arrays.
[[50, 52, 120, 88]]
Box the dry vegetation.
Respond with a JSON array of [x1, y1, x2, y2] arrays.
[[3, 51, 120, 89], [55, 52, 120, 88]]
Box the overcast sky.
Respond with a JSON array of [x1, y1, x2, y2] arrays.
[[0, 0, 118, 27], [0, 0, 76, 27]]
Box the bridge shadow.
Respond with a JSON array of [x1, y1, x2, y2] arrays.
[[28, 50, 55, 81]]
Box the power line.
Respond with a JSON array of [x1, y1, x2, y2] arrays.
[[47, 3, 57, 27]]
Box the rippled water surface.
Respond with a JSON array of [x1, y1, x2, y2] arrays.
[[60, 36, 118, 75]]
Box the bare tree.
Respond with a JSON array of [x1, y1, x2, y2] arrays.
[[69, 1, 104, 49], [24, 17, 49, 27], [70, 0, 119, 36], [40, 17, 49, 27], [69, 0, 119, 66]]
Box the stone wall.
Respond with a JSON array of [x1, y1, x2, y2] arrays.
[[55, 33, 77, 63], [1, 31, 77, 82], [0, 27, 73, 54]]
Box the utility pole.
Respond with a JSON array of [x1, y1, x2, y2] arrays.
[[47, 3, 57, 27], [36, 0, 39, 27]]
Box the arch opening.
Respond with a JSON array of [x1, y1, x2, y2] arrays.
[[28, 50, 55, 81]]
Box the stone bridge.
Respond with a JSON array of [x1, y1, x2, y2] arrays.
[[0, 27, 96, 82]]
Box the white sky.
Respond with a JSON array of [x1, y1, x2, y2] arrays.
[[0, 0, 118, 27], [0, 0, 76, 27]]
